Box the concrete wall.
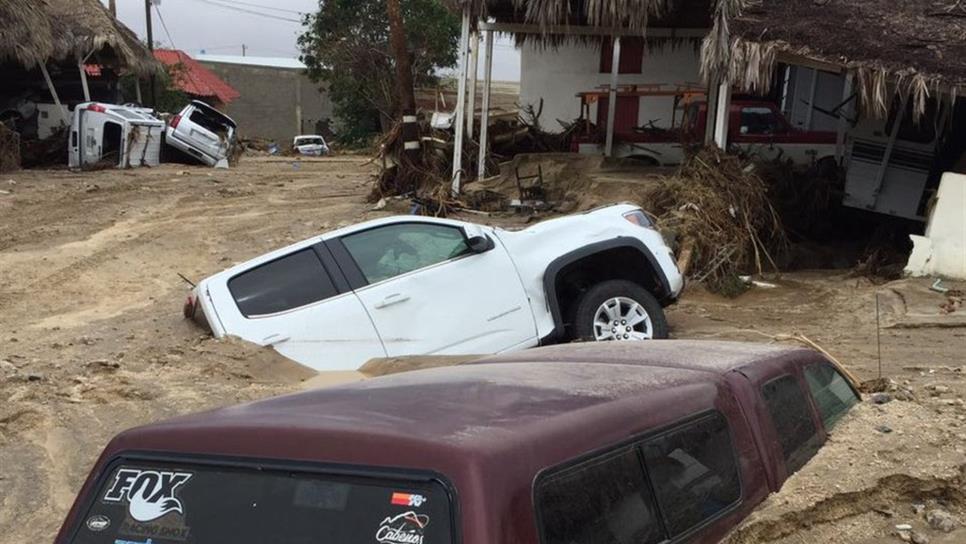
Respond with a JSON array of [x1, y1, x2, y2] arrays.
[[519, 41, 702, 132], [198, 61, 334, 145], [906, 172, 966, 280]]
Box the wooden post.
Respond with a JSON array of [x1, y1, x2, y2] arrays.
[[713, 80, 731, 149], [39, 62, 68, 126], [466, 31, 479, 138], [78, 59, 91, 102], [145, 0, 156, 108], [477, 30, 494, 179], [705, 77, 719, 146], [451, 8, 471, 195], [604, 36, 621, 157], [386, 0, 419, 160]]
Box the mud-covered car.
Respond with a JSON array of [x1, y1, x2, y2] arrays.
[[56, 340, 859, 544]]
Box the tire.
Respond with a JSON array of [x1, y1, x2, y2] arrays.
[[573, 280, 669, 341]]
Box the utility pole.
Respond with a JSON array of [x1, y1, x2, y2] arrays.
[[385, 0, 419, 161], [145, 0, 157, 108]]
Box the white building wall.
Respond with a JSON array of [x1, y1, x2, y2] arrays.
[[519, 41, 702, 133]]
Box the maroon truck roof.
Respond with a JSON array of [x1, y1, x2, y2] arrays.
[[70, 340, 826, 544]]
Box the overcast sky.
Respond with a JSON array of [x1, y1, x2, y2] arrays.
[[102, 0, 521, 81]]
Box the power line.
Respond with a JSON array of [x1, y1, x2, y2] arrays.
[[214, 0, 307, 15], [189, 0, 302, 23], [155, 4, 208, 96]]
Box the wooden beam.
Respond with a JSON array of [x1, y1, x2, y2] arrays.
[[466, 31, 479, 138], [477, 30, 494, 180], [604, 37, 621, 157], [477, 22, 708, 38], [451, 7, 471, 195], [775, 52, 843, 75]]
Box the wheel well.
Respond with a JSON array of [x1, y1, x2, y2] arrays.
[[552, 246, 665, 336]]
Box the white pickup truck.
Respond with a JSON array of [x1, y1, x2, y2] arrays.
[[184, 204, 684, 370]]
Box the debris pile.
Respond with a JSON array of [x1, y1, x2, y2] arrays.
[[651, 148, 788, 295]]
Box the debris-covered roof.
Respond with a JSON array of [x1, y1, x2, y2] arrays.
[[154, 49, 240, 105], [0, 0, 160, 75], [702, 0, 966, 118]]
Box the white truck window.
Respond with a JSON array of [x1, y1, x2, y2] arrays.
[[341, 224, 470, 284], [228, 248, 337, 317]]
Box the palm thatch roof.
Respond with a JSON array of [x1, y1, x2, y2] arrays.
[[702, 0, 966, 118], [454, 0, 711, 35], [0, 0, 160, 75]]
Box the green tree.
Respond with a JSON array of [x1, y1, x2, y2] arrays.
[[298, 0, 459, 146]]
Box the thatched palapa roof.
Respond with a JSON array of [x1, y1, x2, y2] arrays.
[[702, 0, 966, 118], [454, 0, 711, 35], [0, 0, 160, 75]]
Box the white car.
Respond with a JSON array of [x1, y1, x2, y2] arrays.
[[165, 100, 237, 166], [293, 134, 329, 156], [184, 203, 684, 370]]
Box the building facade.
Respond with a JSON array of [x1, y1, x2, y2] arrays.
[[195, 55, 334, 146]]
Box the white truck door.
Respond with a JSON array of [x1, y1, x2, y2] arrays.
[[205, 245, 386, 371], [334, 222, 537, 357]]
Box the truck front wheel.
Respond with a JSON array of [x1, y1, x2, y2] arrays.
[[573, 280, 669, 341]]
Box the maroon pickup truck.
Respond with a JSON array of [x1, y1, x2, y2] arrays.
[[56, 340, 859, 544]]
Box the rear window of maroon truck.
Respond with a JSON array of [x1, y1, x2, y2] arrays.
[[536, 411, 740, 544], [70, 460, 453, 544]]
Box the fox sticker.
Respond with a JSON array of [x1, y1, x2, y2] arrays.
[[103, 469, 192, 522]]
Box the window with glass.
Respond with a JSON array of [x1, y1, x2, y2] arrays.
[[804, 363, 859, 429], [341, 223, 471, 284], [537, 448, 665, 544], [761, 375, 821, 474], [739, 107, 786, 135], [536, 412, 742, 544], [641, 412, 741, 536], [228, 248, 337, 317]]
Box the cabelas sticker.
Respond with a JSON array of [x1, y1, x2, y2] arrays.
[[375, 511, 430, 544], [103, 469, 193, 522], [390, 492, 427, 507]]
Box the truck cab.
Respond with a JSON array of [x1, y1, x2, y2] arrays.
[[56, 341, 859, 544]]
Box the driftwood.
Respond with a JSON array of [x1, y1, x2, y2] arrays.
[[651, 148, 788, 295]]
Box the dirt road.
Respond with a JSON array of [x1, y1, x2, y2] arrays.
[[1, 157, 964, 544]]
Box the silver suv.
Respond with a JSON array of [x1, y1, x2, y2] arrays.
[[165, 100, 236, 167]]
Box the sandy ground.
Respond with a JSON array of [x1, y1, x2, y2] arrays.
[[1, 156, 965, 544]]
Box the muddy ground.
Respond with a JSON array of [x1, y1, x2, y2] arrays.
[[1, 157, 964, 544]]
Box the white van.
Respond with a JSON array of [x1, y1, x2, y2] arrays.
[[165, 100, 237, 166], [68, 103, 164, 169]]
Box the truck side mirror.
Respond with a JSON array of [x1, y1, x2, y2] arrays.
[[462, 225, 495, 253]]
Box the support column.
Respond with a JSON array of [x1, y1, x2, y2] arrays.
[[713, 80, 731, 149], [451, 8, 471, 195], [466, 31, 479, 138], [704, 78, 719, 146], [604, 36, 621, 157], [477, 30, 494, 179], [78, 59, 91, 102], [39, 63, 68, 126]]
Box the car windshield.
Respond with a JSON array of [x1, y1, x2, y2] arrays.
[[297, 137, 325, 146], [71, 459, 454, 544]]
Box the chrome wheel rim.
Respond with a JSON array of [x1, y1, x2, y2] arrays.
[[592, 296, 652, 341]]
